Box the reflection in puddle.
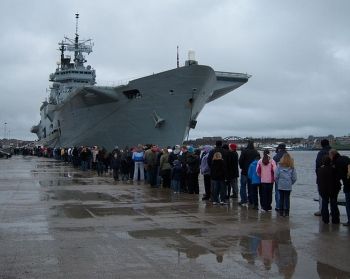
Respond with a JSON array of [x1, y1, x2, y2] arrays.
[[239, 230, 298, 278], [127, 228, 302, 278]]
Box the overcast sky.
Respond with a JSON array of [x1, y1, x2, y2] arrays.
[[0, 0, 349, 141]]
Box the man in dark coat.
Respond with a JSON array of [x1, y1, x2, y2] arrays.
[[224, 143, 239, 199], [186, 147, 200, 194], [329, 149, 350, 226], [317, 156, 341, 224], [314, 139, 332, 216], [239, 140, 259, 205], [178, 145, 190, 192]]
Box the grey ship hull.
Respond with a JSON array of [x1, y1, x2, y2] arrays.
[[33, 65, 249, 150]]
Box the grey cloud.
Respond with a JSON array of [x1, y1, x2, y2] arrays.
[[0, 0, 349, 140]]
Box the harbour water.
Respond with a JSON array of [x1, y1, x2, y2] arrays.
[[0, 151, 349, 279], [288, 150, 350, 200]]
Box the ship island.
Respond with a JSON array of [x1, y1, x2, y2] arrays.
[[31, 14, 250, 150]]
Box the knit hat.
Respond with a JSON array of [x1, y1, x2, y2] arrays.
[[229, 143, 237, 151], [277, 143, 286, 150], [188, 146, 194, 153]]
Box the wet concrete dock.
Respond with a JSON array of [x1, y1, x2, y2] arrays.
[[0, 156, 349, 279]]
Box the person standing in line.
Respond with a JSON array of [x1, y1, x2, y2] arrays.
[[200, 145, 213, 201], [275, 153, 297, 217], [239, 140, 260, 206], [155, 147, 162, 187], [248, 154, 261, 210], [226, 143, 239, 199], [186, 147, 200, 194], [211, 152, 227, 205], [207, 140, 228, 202], [159, 148, 172, 188], [96, 147, 105, 176], [273, 143, 287, 211], [144, 145, 159, 187], [72, 146, 79, 168], [329, 149, 350, 226], [168, 145, 181, 166], [120, 150, 130, 182], [178, 145, 190, 193], [315, 139, 332, 216], [132, 144, 145, 182], [80, 147, 89, 171], [111, 147, 121, 181], [143, 145, 152, 184], [171, 160, 183, 194], [228, 143, 239, 199], [257, 149, 277, 211], [317, 155, 340, 224], [91, 146, 99, 170]]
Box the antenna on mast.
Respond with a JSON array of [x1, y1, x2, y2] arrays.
[[74, 13, 79, 64], [177, 45, 179, 68], [75, 13, 79, 36]]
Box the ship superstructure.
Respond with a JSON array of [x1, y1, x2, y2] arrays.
[[31, 14, 250, 150]]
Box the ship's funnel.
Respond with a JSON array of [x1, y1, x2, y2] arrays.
[[188, 50, 195, 61], [185, 50, 198, 66]]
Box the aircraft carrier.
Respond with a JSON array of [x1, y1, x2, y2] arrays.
[[31, 14, 250, 150]]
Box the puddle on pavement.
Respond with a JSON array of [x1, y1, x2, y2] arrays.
[[53, 205, 140, 218], [317, 261, 350, 279], [39, 179, 89, 187], [129, 228, 207, 238], [54, 226, 95, 232], [48, 190, 118, 202], [126, 228, 308, 278]]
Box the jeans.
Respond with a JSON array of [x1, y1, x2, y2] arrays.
[[133, 161, 144, 181], [97, 161, 104, 176], [345, 192, 350, 223], [261, 183, 273, 211], [172, 180, 181, 193], [275, 182, 280, 209], [240, 175, 248, 203], [148, 166, 158, 187], [81, 160, 88, 171], [321, 194, 340, 224], [212, 180, 226, 203], [278, 190, 291, 214]]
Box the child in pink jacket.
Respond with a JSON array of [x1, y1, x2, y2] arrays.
[[257, 150, 277, 211]]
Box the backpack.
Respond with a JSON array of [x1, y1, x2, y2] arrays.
[[200, 153, 210, 175]]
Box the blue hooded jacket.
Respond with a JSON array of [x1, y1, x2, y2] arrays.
[[248, 159, 261, 185]]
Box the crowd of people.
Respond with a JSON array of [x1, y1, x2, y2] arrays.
[[22, 138, 350, 225]]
